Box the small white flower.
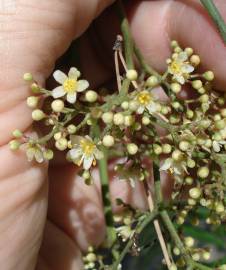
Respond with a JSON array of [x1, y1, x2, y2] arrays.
[[136, 90, 158, 114], [160, 157, 187, 175], [52, 67, 89, 104], [68, 135, 103, 170], [25, 143, 44, 163], [168, 52, 194, 84]]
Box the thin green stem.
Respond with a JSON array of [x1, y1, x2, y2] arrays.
[[115, 0, 134, 69], [112, 210, 158, 270], [93, 125, 116, 247], [200, 0, 226, 43]]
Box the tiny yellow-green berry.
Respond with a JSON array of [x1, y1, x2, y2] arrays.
[[12, 129, 23, 138], [153, 144, 162, 155], [185, 176, 193, 185], [179, 141, 190, 151], [102, 112, 113, 124], [190, 55, 200, 66], [203, 71, 214, 81], [126, 69, 138, 81], [43, 149, 54, 160], [9, 140, 21, 150], [51, 99, 64, 113], [185, 47, 193, 56], [55, 137, 68, 151], [162, 144, 172, 154], [199, 94, 209, 103], [172, 149, 183, 161], [171, 40, 178, 48], [142, 116, 150, 125], [102, 135, 114, 147], [187, 159, 196, 168], [186, 110, 194, 119], [146, 75, 159, 87], [173, 247, 180, 256], [197, 87, 206, 94], [23, 72, 33, 81], [121, 101, 129, 110], [27, 96, 39, 108], [184, 236, 195, 247], [127, 143, 138, 155], [197, 166, 209, 178], [192, 80, 203, 90], [171, 82, 182, 94], [32, 109, 45, 121], [113, 113, 124, 125], [67, 124, 77, 134], [202, 251, 211, 261], [192, 253, 200, 262], [85, 90, 98, 103], [124, 115, 134, 126], [188, 198, 197, 206], [189, 187, 201, 199]]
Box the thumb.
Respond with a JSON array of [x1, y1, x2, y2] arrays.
[[0, 1, 114, 269]]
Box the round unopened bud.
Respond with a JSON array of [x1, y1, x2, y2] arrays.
[[198, 87, 206, 94], [173, 247, 180, 256], [67, 124, 77, 134], [215, 114, 222, 121], [185, 47, 193, 56], [199, 94, 209, 103], [188, 198, 197, 206], [121, 101, 129, 110], [142, 116, 150, 125], [146, 75, 159, 87], [185, 177, 193, 185], [12, 129, 23, 138], [162, 144, 172, 154], [127, 143, 138, 155], [55, 137, 68, 151], [215, 202, 225, 213], [171, 83, 181, 93], [43, 149, 54, 160], [161, 106, 169, 115], [179, 141, 190, 151], [32, 109, 45, 121], [202, 251, 211, 261], [187, 159, 196, 168], [221, 109, 226, 118], [102, 112, 113, 124], [54, 132, 62, 141], [197, 166, 209, 178], [184, 236, 195, 247], [126, 69, 138, 81], [203, 71, 214, 81], [218, 97, 225, 106], [174, 46, 182, 53], [192, 253, 200, 262], [86, 253, 97, 263], [215, 119, 226, 130], [129, 100, 139, 111], [23, 72, 33, 81], [172, 101, 181, 109], [153, 144, 162, 155], [172, 149, 183, 161], [177, 216, 185, 225], [189, 187, 202, 199], [192, 80, 203, 90], [169, 264, 177, 270], [31, 83, 41, 93], [219, 265, 226, 270], [186, 110, 194, 119], [27, 96, 39, 108], [113, 113, 124, 125], [102, 135, 114, 147], [190, 55, 200, 66], [124, 115, 134, 126], [51, 99, 64, 113], [171, 40, 178, 48], [85, 90, 98, 102], [9, 140, 21, 150]]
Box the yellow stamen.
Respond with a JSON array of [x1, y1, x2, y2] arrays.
[[63, 78, 77, 93], [137, 91, 152, 105], [80, 139, 95, 156], [170, 61, 182, 74]]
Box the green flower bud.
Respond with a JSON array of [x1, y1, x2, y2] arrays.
[[127, 143, 138, 155], [197, 166, 209, 178]]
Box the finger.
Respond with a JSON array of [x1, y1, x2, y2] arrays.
[[0, 1, 114, 269]]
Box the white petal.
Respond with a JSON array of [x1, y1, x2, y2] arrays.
[[77, 80, 89, 92], [137, 106, 144, 114], [53, 70, 67, 84], [35, 149, 44, 163], [178, 52, 188, 62], [213, 141, 220, 152], [26, 148, 35, 162], [94, 148, 104, 160], [174, 74, 185, 84], [52, 86, 65, 98], [83, 155, 94, 170], [68, 67, 81, 79], [147, 102, 157, 113], [160, 158, 172, 171], [181, 64, 194, 74], [69, 148, 82, 159], [67, 93, 77, 103], [70, 135, 83, 145]]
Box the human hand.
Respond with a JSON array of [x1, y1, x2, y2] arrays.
[[1, 1, 226, 270]]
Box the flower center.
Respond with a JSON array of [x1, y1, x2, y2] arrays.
[[137, 91, 152, 105], [170, 61, 182, 74], [63, 78, 77, 93], [80, 139, 95, 156]]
